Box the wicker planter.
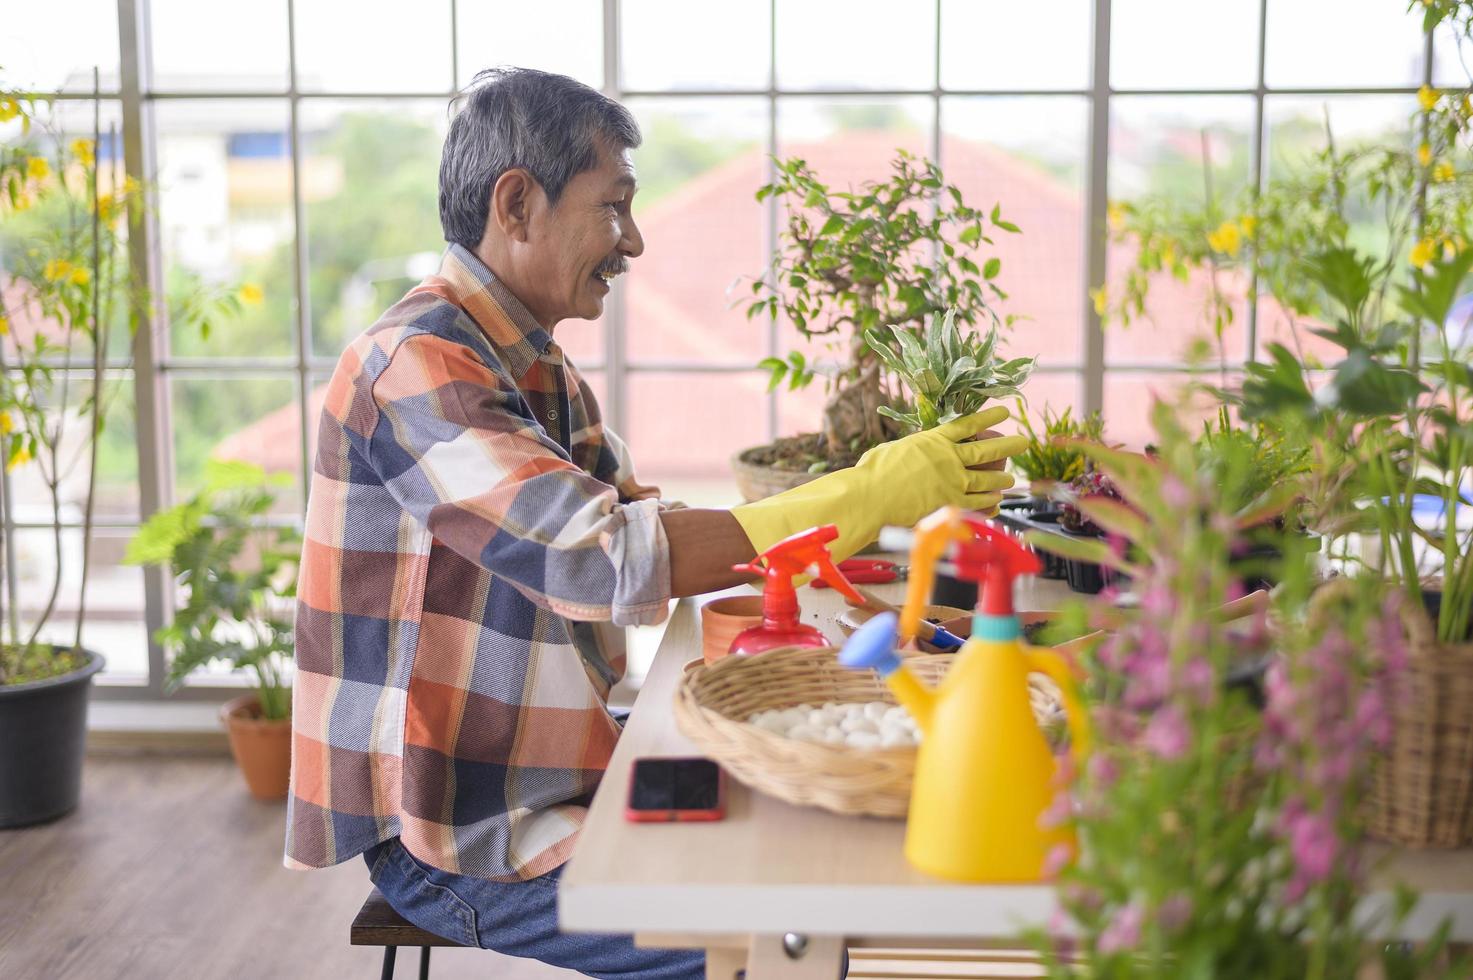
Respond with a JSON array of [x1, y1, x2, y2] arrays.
[[1368, 601, 1473, 848], [730, 447, 826, 503]]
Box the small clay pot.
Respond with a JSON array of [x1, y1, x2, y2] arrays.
[[700, 596, 766, 663], [220, 694, 292, 801]]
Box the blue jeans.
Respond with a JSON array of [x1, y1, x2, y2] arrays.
[[364, 837, 704, 980]]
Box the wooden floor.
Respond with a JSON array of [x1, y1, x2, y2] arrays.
[[0, 755, 571, 980]]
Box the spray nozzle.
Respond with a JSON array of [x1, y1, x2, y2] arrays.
[[733, 524, 865, 607]]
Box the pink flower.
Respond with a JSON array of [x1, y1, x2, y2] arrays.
[[1039, 790, 1075, 830], [1179, 656, 1215, 703], [1287, 810, 1338, 886], [1161, 475, 1191, 508], [1088, 751, 1119, 788], [1157, 893, 1193, 933], [1098, 901, 1144, 955], [1043, 843, 1074, 878], [1142, 704, 1191, 760], [1355, 688, 1391, 749]]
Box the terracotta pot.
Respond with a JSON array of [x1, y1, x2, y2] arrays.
[[220, 694, 292, 801], [700, 596, 766, 664], [730, 448, 825, 503]]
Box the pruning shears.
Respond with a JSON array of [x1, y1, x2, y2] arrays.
[[810, 558, 909, 588]]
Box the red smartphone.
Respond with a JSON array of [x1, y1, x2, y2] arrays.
[[625, 757, 726, 823]]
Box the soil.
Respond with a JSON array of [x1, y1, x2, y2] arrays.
[[740, 432, 864, 473], [0, 644, 87, 687]]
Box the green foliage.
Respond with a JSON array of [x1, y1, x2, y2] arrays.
[[1195, 407, 1310, 517], [1011, 401, 1107, 484], [750, 149, 1025, 451], [862, 307, 1034, 433], [124, 461, 297, 719]]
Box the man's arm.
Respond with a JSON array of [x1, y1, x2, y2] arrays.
[[661, 509, 756, 597]]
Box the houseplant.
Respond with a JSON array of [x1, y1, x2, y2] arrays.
[[1010, 402, 1106, 505], [1031, 404, 1461, 977], [0, 78, 247, 825], [735, 149, 1027, 498], [1098, 31, 1473, 844], [124, 460, 297, 799]]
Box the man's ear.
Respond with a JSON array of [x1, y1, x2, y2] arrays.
[[489, 168, 538, 243]]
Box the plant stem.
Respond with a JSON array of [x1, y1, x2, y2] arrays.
[[75, 68, 104, 654]]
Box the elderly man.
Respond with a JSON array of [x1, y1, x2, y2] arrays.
[[287, 67, 1023, 977]]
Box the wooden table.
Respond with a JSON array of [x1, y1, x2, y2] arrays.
[[559, 575, 1473, 979]]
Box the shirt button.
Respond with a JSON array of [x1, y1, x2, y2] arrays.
[[547, 409, 559, 422]]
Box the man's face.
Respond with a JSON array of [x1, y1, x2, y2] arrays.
[[526, 139, 643, 326]]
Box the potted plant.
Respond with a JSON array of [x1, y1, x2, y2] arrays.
[[1029, 405, 1461, 976], [1010, 402, 1106, 508], [124, 461, 297, 800], [1099, 45, 1473, 845], [735, 149, 1028, 499], [0, 78, 251, 826]]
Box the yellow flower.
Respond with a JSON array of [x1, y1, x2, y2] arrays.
[[26, 156, 49, 181], [1418, 142, 1433, 167], [70, 138, 95, 167], [43, 259, 73, 281], [1161, 242, 1178, 268], [0, 313, 8, 335], [1419, 85, 1440, 112], [0, 414, 12, 434], [1207, 220, 1242, 257], [1463, 94, 1472, 117], [1107, 201, 1126, 231], [1434, 161, 1456, 183], [236, 283, 264, 306], [0, 98, 19, 123], [1238, 214, 1257, 238], [6, 445, 32, 471], [1089, 285, 1109, 317], [122, 175, 141, 197], [1411, 237, 1437, 268], [94, 193, 117, 221], [70, 266, 91, 286]]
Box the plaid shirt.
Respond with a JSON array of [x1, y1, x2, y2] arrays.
[[286, 244, 672, 881]]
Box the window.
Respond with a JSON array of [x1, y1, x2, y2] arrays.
[[0, 0, 1441, 695]]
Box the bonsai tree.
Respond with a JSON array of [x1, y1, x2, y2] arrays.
[[123, 460, 296, 719], [0, 76, 246, 683], [746, 149, 1026, 472]]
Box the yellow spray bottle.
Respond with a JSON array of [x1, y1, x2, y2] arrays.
[[839, 508, 1091, 882]]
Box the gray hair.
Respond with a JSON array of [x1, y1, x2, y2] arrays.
[[439, 67, 642, 249]]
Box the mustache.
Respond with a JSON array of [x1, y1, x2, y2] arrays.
[[594, 256, 629, 277]]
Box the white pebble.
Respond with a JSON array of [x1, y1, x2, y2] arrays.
[[863, 702, 888, 722], [788, 724, 821, 742], [808, 709, 830, 727], [880, 729, 912, 749], [841, 716, 879, 735], [823, 725, 846, 745], [845, 731, 882, 749]]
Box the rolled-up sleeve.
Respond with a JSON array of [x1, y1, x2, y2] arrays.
[[367, 334, 670, 626]]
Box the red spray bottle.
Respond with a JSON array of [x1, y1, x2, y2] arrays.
[[729, 525, 865, 657]]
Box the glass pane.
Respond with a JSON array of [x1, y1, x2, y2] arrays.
[[1266, 0, 1428, 89], [1, 99, 130, 361], [149, 0, 290, 92], [155, 100, 297, 359], [1265, 94, 1418, 180], [457, 0, 603, 89], [1109, 96, 1255, 202], [171, 375, 301, 510], [941, 0, 1091, 92], [4, 373, 138, 522], [10, 526, 149, 682], [294, 0, 452, 93], [1101, 370, 1237, 451], [622, 0, 769, 91], [1434, 20, 1473, 88], [776, 0, 936, 91], [299, 100, 449, 357], [624, 97, 768, 366], [625, 371, 768, 507], [1015, 372, 1084, 430], [1, 2, 119, 93], [1112, 0, 1260, 90], [942, 96, 1089, 366], [777, 95, 933, 161]]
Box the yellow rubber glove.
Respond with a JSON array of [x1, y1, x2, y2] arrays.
[[731, 405, 1028, 563]]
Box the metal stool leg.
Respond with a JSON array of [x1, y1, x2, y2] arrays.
[[380, 945, 397, 980], [418, 945, 432, 980]]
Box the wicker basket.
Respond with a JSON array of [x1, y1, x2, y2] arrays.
[[674, 645, 1063, 818], [1368, 602, 1473, 848], [730, 449, 824, 502]]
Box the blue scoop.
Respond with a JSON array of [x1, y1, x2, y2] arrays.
[[839, 611, 903, 677]]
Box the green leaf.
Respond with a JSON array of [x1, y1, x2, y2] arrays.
[[959, 225, 982, 246], [1024, 530, 1129, 571], [818, 214, 845, 237], [982, 257, 1001, 280], [994, 220, 1020, 234]]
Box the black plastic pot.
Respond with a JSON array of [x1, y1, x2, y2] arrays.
[[930, 571, 978, 610], [0, 647, 105, 828]]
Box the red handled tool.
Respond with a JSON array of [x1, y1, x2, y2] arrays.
[[810, 558, 908, 588]]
